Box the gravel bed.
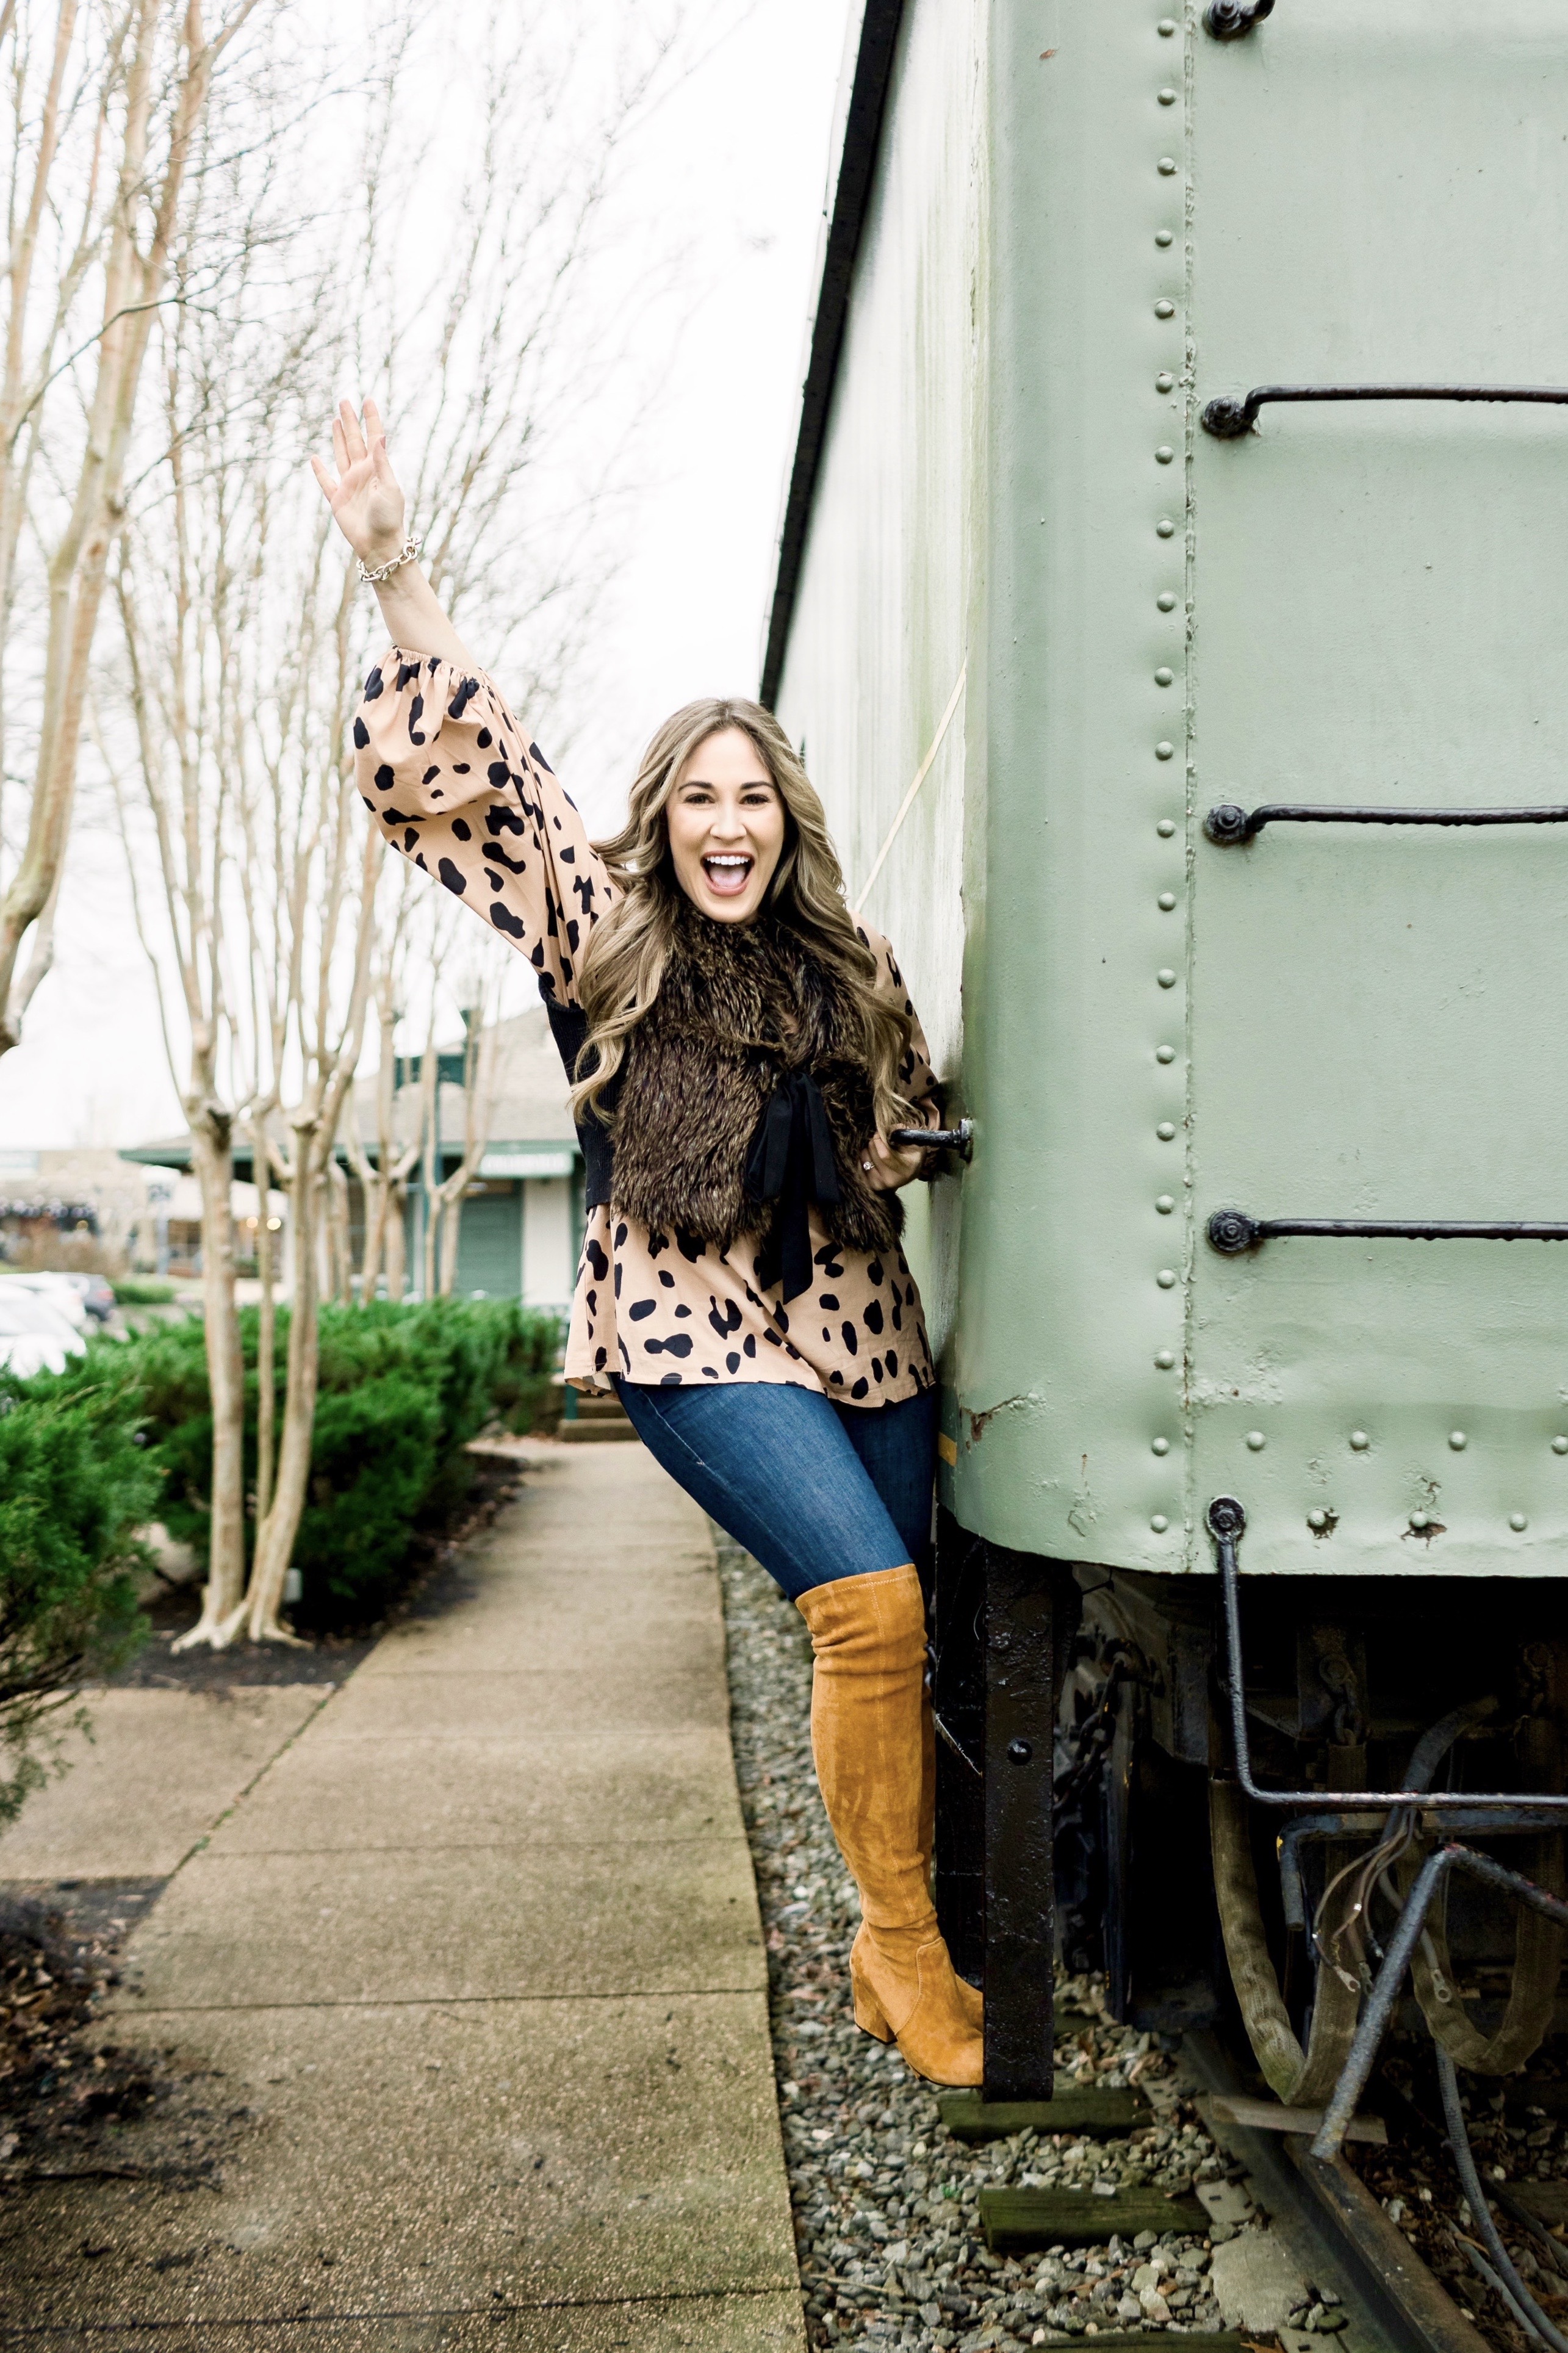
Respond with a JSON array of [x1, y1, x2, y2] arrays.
[[714, 1530, 1254, 2353]]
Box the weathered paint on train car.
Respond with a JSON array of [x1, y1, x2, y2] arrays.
[[772, 0, 987, 1372], [771, 0, 1568, 1584]]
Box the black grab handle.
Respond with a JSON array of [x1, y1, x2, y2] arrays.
[[1204, 0, 1275, 36], [888, 1122, 974, 1163], [1209, 1210, 1568, 1254], [1204, 801, 1568, 845], [1203, 383, 1568, 439]]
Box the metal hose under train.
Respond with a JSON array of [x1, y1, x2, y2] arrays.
[[1210, 1781, 1363, 2105], [1214, 1701, 1564, 2099]]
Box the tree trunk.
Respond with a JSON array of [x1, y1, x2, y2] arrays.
[[439, 1181, 464, 1297], [251, 1120, 277, 1529], [245, 1126, 322, 1641], [385, 1180, 408, 1302], [327, 1156, 351, 1302], [171, 1116, 246, 1649]]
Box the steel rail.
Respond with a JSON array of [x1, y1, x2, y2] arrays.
[[1183, 2028, 1491, 2353]]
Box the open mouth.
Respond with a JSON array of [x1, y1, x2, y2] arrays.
[[701, 852, 753, 898]]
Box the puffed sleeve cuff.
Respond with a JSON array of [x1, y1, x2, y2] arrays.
[[353, 647, 539, 816]]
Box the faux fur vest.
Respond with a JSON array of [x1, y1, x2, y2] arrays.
[[593, 901, 903, 1271]]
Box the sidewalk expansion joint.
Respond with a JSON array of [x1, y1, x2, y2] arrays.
[[0, 2281, 800, 2337]]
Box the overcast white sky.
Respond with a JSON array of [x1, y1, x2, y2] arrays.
[[0, 0, 854, 1150]]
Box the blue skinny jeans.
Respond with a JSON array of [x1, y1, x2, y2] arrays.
[[613, 1377, 938, 1601]]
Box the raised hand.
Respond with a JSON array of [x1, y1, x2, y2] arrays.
[[311, 398, 406, 566]]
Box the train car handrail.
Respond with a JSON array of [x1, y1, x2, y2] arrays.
[[1204, 801, 1568, 844], [1203, 384, 1568, 439], [1204, 0, 1276, 34], [888, 1122, 973, 1162], [1209, 1211, 1568, 1252], [1207, 1497, 1568, 1814]]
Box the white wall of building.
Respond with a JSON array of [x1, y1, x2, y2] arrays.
[[522, 1176, 575, 1309]]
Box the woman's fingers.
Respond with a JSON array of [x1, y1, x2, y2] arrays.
[[337, 398, 367, 464], [308, 452, 336, 502], [362, 395, 385, 444]]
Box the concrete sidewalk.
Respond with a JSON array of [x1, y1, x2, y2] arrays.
[[1, 1445, 804, 2350]]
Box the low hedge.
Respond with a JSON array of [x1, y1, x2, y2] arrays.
[[0, 1369, 152, 1826], [124, 1297, 563, 1628]]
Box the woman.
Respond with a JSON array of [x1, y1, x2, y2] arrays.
[[313, 398, 982, 2086]]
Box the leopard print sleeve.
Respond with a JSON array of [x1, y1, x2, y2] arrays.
[[353, 646, 613, 1008], [854, 920, 942, 1119]]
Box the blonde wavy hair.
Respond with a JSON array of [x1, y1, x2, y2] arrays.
[[572, 697, 917, 1134]]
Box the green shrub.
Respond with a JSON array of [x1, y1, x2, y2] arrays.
[[0, 1371, 153, 1826], [97, 1297, 563, 1631], [112, 1278, 175, 1305]]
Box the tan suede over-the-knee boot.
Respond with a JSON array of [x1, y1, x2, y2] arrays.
[[921, 1682, 984, 2034], [797, 1565, 982, 2086]]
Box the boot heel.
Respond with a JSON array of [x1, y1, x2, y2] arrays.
[[851, 1967, 894, 2044]]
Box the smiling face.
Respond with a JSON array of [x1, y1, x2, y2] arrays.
[[665, 724, 788, 923]]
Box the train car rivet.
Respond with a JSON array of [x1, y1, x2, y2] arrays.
[[1156, 373, 1176, 392], [1155, 671, 1174, 689], [1157, 1122, 1177, 1140], [1158, 156, 1179, 175], [1156, 1350, 1176, 1369], [1007, 1739, 1033, 1764], [1555, 1437, 1568, 1455], [1307, 1510, 1329, 1531], [1158, 88, 1178, 104], [1155, 436, 1176, 453], [1246, 1431, 1267, 1451], [1157, 17, 1178, 32], [1156, 1045, 1176, 1064], [1449, 1431, 1468, 1450], [1157, 968, 1178, 987], [1511, 1513, 1529, 1531], [1350, 1430, 1370, 1450], [1159, 892, 1178, 910], [1411, 1513, 1431, 1532], [1157, 517, 1176, 536], [1157, 818, 1177, 837], [1152, 1437, 1171, 1455], [1157, 1268, 1178, 1288], [1156, 1195, 1176, 1213], [1157, 592, 1178, 611], [1156, 230, 1175, 248], [1156, 742, 1175, 761]]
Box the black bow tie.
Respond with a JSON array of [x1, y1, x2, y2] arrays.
[[743, 1067, 842, 1302]]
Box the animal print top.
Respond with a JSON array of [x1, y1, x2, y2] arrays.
[[354, 647, 940, 1404]]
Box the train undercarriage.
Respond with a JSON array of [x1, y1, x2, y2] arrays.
[[933, 1513, 1568, 2127]]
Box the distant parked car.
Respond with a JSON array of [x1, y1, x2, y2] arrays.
[[0, 1289, 88, 1379], [51, 1270, 116, 1322]]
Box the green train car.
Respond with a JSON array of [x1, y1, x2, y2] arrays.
[[764, 0, 1568, 2104]]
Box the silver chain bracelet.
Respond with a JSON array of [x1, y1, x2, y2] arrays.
[[356, 532, 422, 586]]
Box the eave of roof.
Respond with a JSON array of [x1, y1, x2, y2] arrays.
[[759, 0, 907, 710]]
